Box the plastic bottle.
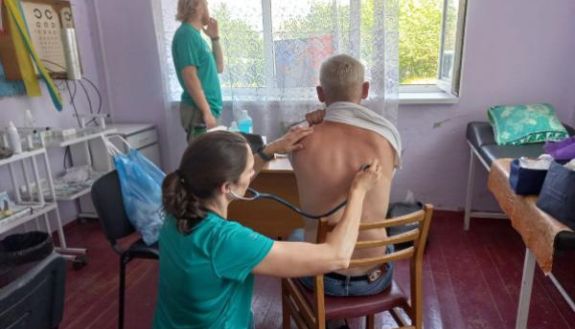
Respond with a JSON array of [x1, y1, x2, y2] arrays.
[[237, 110, 253, 134], [7, 121, 22, 154], [24, 110, 37, 150], [229, 121, 239, 132], [24, 109, 36, 128]]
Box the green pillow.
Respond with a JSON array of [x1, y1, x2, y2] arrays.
[[488, 103, 568, 146]]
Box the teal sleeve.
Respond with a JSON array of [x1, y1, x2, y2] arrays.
[[175, 35, 201, 69], [211, 222, 274, 282]]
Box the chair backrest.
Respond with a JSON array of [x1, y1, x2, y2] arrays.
[[91, 171, 136, 246], [316, 204, 433, 267], [312, 204, 434, 327], [0, 253, 66, 329]]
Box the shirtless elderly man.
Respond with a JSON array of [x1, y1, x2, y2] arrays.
[[290, 54, 401, 297]]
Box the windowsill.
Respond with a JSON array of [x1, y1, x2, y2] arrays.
[[169, 91, 460, 107], [399, 91, 459, 105]]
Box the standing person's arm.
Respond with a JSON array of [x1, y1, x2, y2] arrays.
[[182, 66, 217, 129], [204, 18, 224, 73], [211, 39, 224, 73]]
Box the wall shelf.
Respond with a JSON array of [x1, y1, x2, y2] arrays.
[[0, 146, 87, 266], [44, 127, 117, 148], [19, 168, 108, 202], [52, 170, 108, 201], [0, 202, 57, 234], [0, 148, 45, 167]]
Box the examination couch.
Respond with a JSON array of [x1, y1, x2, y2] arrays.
[[464, 121, 575, 249]]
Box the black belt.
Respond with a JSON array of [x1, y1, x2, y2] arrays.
[[325, 265, 387, 283]]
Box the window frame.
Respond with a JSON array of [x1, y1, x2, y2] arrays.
[[214, 0, 468, 104], [398, 0, 467, 102], [435, 0, 467, 97]]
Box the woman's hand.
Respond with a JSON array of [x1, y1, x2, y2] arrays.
[[203, 112, 218, 129], [351, 159, 383, 193], [305, 109, 326, 126], [203, 17, 219, 39], [266, 126, 313, 154]]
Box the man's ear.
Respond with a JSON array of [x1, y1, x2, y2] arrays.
[[361, 81, 370, 99], [316, 86, 326, 103]]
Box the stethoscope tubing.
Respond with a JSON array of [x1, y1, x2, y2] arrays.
[[245, 188, 347, 219], [239, 164, 371, 219]]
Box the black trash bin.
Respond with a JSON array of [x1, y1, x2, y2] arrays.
[[387, 202, 427, 251], [0, 231, 54, 267]]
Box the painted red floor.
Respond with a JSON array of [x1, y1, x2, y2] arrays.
[[60, 211, 575, 329]]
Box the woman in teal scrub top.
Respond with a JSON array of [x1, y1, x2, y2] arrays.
[[153, 128, 383, 329]]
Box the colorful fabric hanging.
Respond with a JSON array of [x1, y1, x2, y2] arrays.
[[4, 0, 63, 111]]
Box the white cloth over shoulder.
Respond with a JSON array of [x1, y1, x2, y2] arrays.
[[324, 102, 402, 168]]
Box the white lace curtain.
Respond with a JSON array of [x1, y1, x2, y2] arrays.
[[158, 0, 398, 140]]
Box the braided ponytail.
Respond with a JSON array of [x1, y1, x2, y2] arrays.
[[162, 131, 249, 234], [162, 171, 205, 233]]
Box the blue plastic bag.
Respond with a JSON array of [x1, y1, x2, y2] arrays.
[[113, 149, 165, 245]]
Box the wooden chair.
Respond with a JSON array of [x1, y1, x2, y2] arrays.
[[281, 204, 433, 329]]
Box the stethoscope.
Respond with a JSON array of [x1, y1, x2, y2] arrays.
[[231, 188, 347, 220], [230, 164, 371, 219]]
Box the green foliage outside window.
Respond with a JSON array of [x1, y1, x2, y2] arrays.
[[214, 4, 265, 88], [213, 0, 445, 87], [399, 0, 442, 84]]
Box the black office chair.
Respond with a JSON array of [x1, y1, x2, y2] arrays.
[[91, 171, 159, 329], [0, 252, 66, 329]]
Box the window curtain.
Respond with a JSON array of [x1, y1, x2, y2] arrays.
[[157, 0, 398, 141]]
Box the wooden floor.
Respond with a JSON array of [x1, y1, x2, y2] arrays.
[[59, 211, 575, 329]]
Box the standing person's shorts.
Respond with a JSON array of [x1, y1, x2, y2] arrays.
[[180, 103, 210, 143]]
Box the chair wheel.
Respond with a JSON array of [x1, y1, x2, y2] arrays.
[[72, 255, 88, 270]]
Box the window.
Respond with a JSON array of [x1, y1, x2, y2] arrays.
[[159, 0, 467, 102], [400, 0, 467, 97]]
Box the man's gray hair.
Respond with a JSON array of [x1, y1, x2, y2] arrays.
[[176, 0, 200, 22], [319, 54, 365, 101]]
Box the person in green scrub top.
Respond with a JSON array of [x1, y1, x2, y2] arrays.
[[152, 127, 384, 329], [172, 0, 224, 142]]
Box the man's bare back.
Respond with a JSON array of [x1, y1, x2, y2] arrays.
[[290, 121, 396, 276]]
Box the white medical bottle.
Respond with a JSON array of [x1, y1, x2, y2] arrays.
[[25, 109, 36, 128], [238, 110, 253, 134], [229, 121, 239, 132], [23, 109, 37, 150], [7, 121, 22, 154]]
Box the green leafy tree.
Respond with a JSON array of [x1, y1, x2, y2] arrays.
[[213, 4, 265, 88], [213, 0, 444, 87], [279, 3, 350, 41], [278, 0, 443, 84], [399, 0, 442, 83]]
